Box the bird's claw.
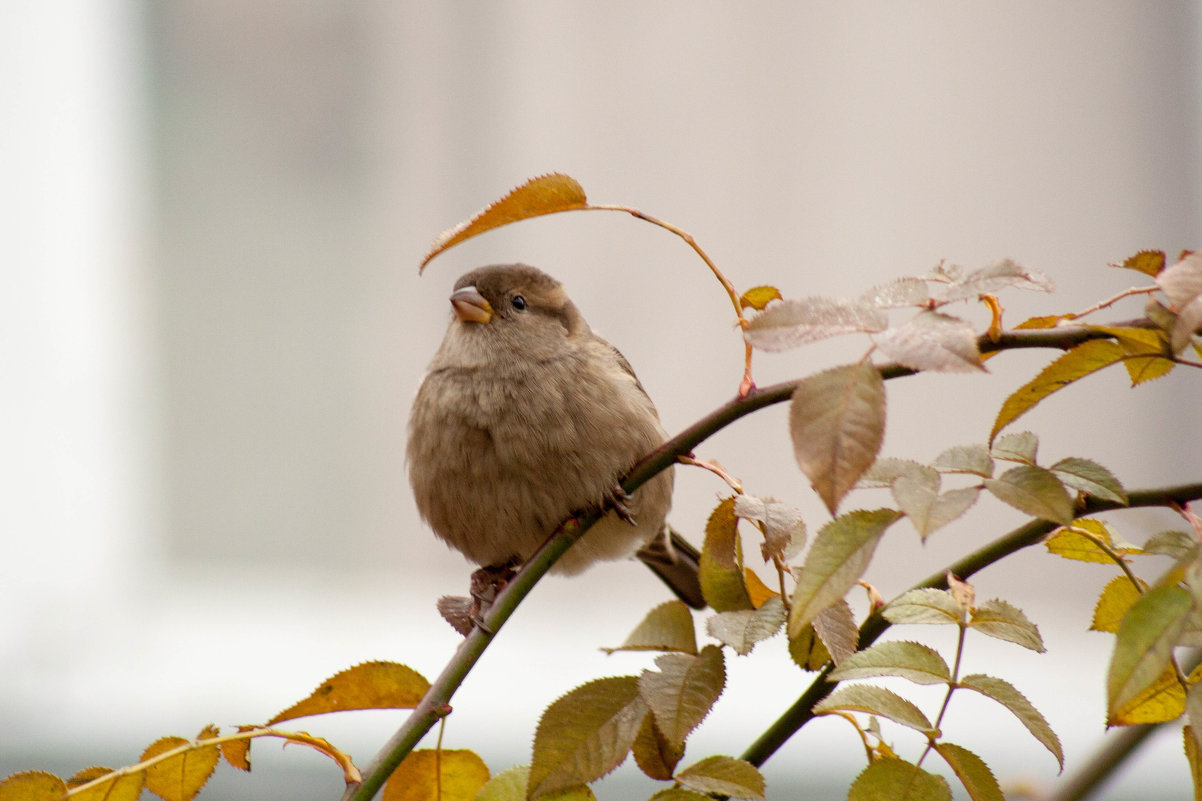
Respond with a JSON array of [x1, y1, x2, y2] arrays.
[[466, 561, 518, 633], [607, 483, 637, 526]]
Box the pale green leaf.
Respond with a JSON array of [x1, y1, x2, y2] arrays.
[[984, 466, 1075, 525], [812, 598, 859, 665], [934, 742, 1004, 801], [787, 509, 902, 637], [639, 646, 725, 748], [734, 495, 806, 562], [871, 311, 985, 373], [860, 276, 930, 308], [789, 363, 887, 514], [991, 431, 1039, 464], [882, 588, 965, 625], [848, 758, 951, 801], [829, 640, 951, 686], [1144, 530, 1199, 560], [706, 598, 786, 656], [959, 673, 1064, 770], [675, 756, 765, 800], [859, 457, 929, 488], [1107, 585, 1193, 723], [932, 444, 994, 477], [1050, 457, 1128, 504], [529, 676, 646, 798], [814, 685, 935, 733], [935, 258, 1054, 302], [744, 297, 888, 351], [603, 601, 698, 655], [1155, 252, 1202, 353], [969, 599, 1046, 652]]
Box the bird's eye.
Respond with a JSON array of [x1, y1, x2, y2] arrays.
[[511, 295, 527, 311]]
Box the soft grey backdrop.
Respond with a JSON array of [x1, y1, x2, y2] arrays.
[[3, 3, 1201, 799]]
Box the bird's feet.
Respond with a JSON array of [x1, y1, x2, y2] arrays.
[[436, 560, 518, 636], [606, 483, 637, 526]]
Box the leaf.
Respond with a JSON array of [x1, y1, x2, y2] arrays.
[[859, 457, 929, 488], [739, 285, 782, 311], [969, 599, 1045, 652], [788, 622, 832, 671], [984, 466, 1075, 525], [382, 749, 490, 801], [1144, 530, 1200, 561], [959, 674, 1064, 769], [787, 509, 901, 638], [1046, 519, 1134, 564], [1110, 663, 1187, 725], [789, 363, 887, 514], [734, 494, 806, 562], [934, 258, 1054, 302], [743, 568, 780, 608], [419, 173, 587, 270], [706, 598, 786, 655], [0, 772, 69, 801], [860, 277, 930, 308], [1185, 727, 1202, 801], [991, 431, 1039, 465], [631, 714, 683, 781], [1107, 585, 1193, 722], [475, 766, 531, 801], [871, 311, 985, 373], [602, 601, 698, 655], [1091, 575, 1148, 633], [1156, 252, 1202, 352], [1188, 685, 1202, 754], [639, 645, 726, 747], [648, 790, 710, 801], [219, 730, 252, 772], [932, 444, 994, 477], [1050, 458, 1128, 504], [814, 685, 934, 733], [1116, 249, 1166, 277], [269, 662, 431, 724], [812, 598, 859, 665], [529, 676, 646, 798], [848, 759, 951, 801], [141, 732, 221, 801], [1088, 325, 1174, 385], [891, 466, 979, 539], [744, 297, 888, 351], [989, 339, 1125, 443], [933, 743, 1004, 801], [829, 640, 951, 686], [883, 588, 965, 625], [674, 756, 765, 800], [698, 497, 753, 612]]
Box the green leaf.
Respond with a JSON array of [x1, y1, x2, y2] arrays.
[[882, 588, 965, 625], [639, 645, 726, 748], [969, 599, 1046, 652], [991, 431, 1039, 465], [1106, 585, 1193, 723], [814, 685, 935, 733], [674, 756, 765, 800], [983, 466, 1075, 525], [706, 598, 786, 655], [959, 674, 1064, 770], [932, 444, 994, 477], [787, 509, 902, 637], [871, 311, 985, 373], [602, 601, 698, 655], [788, 622, 832, 671], [1049, 457, 1128, 504], [1091, 575, 1148, 633], [848, 758, 951, 801], [990, 339, 1125, 443], [744, 297, 888, 351], [933, 742, 1005, 801], [789, 363, 887, 514], [528, 676, 646, 798], [698, 497, 753, 612], [828, 641, 951, 686], [420, 173, 588, 271]]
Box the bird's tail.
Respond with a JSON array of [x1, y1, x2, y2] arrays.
[[636, 526, 706, 609]]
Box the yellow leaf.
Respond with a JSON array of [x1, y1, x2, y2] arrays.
[[0, 771, 68, 801], [219, 727, 254, 772], [1046, 520, 1132, 564], [1087, 325, 1174, 385], [1091, 575, 1148, 633], [68, 767, 143, 801], [1015, 314, 1075, 329], [990, 339, 1125, 443], [268, 661, 431, 724], [1115, 249, 1166, 277], [420, 173, 588, 271], [1111, 663, 1185, 725], [382, 749, 490, 801], [1186, 726, 1202, 801], [744, 568, 779, 608], [739, 285, 783, 311], [141, 735, 220, 801]]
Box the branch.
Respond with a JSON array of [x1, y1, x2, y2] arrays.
[[739, 482, 1202, 769], [345, 319, 1180, 799]]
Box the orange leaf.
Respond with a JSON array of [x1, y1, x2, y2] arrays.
[[269, 661, 431, 724], [420, 173, 588, 271], [382, 749, 490, 801], [141, 735, 220, 801]]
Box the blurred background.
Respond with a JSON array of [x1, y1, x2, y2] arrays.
[[2, 2, 1201, 798]]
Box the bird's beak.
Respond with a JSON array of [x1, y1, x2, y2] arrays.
[[450, 286, 494, 324]]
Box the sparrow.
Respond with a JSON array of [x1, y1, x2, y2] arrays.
[[407, 263, 704, 611]]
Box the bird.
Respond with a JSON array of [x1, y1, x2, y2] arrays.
[[407, 263, 704, 616]]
